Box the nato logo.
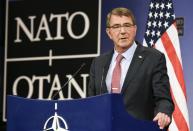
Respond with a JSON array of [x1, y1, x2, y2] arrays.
[[43, 103, 69, 131]]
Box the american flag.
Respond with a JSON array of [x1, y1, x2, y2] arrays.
[[143, 0, 190, 131]]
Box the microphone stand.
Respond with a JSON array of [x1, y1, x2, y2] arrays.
[[51, 63, 86, 100]]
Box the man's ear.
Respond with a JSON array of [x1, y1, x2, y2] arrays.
[[106, 28, 112, 39], [134, 25, 137, 35]]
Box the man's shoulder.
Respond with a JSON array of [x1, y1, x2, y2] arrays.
[[95, 50, 113, 60], [138, 44, 163, 57], [90, 51, 113, 68]]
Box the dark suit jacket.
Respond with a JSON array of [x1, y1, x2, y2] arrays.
[[88, 42, 174, 121]]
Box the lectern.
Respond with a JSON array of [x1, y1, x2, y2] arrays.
[[7, 94, 163, 131]]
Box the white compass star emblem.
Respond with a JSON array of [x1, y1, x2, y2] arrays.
[[43, 103, 69, 131]]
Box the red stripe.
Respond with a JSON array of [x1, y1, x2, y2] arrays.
[[160, 31, 187, 99], [170, 89, 189, 131]]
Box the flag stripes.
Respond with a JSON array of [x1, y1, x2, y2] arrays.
[[171, 90, 189, 131], [154, 28, 189, 128], [161, 26, 186, 98]]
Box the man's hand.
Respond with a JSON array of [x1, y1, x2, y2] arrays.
[[153, 112, 171, 129]]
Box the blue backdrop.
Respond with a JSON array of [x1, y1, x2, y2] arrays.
[[0, 0, 192, 130]]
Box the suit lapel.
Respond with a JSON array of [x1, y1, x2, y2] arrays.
[[101, 51, 113, 93], [121, 44, 145, 93]]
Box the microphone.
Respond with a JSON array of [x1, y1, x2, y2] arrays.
[[51, 63, 86, 100]]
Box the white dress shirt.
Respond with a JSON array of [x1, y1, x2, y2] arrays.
[[106, 42, 137, 93]]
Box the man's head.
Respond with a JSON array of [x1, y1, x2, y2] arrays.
[[106, 7, 137, 53]]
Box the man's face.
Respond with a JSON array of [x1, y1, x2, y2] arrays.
[[106, 15, 137, 53]]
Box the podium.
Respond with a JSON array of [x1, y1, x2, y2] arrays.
[[7, 94, 163, 131]]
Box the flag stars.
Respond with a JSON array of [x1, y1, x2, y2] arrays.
[[150, 2, 154, 9], [153, 21, 157, 27], [155, 3, 160, 9], [146, 29, 150, 36], [158, 21, 162, 28], [149, 12, 153, 18], [172, 14, 175, 19], [159, 11, 164, 18], [160, 3, 165, 10], [145, 0, 176, 45], [156, 31, 161, 37], [154, 12, 158, 19], [147, 21, 152, 27], [151, 30, 155, 37], [165, 12, 170, 19], [166, 2, 172, 9], [150, 39, 154, 45], [164, 21, 169, 28]]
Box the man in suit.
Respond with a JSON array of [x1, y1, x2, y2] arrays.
[[87, 7, 174, 129]]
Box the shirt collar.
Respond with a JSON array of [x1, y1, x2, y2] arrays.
[[113, 41, 137, 61]]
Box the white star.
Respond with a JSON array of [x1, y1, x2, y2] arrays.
[[146, 29, 150, 36], [149, 12, 153, 18], [155, 3, 160, 9], [151, 30, 155, 37], [153, 21, 157, 27], [147, 21, 152, 27], [159, 11, 164, 18], [150, 2, 154, 9], [158, 21, 162, 28], [156, 31, 161, 37], [165, 12, 170, 19], [154, 12, 158, 19], [166, 2, 172, 9], [150, 39, 154, 45], [160, 3, 165, 10], [164, 21, 169, 28], [172, 14, 175, 19]]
